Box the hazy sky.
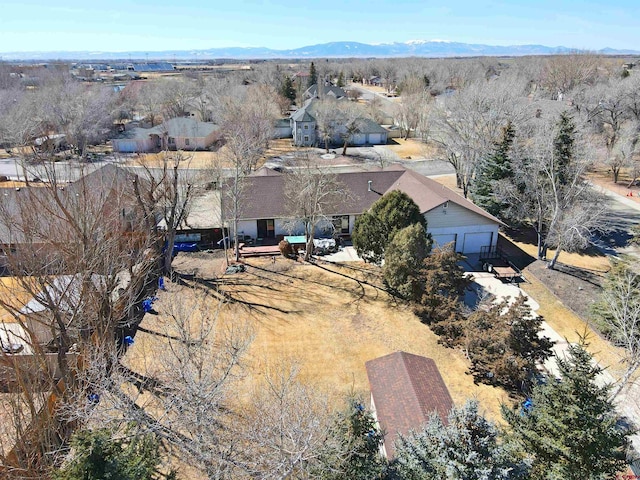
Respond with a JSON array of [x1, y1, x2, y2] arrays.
[[1, 0, 638, 52]]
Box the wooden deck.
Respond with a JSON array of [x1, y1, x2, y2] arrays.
[[239, 245, 281, 258]]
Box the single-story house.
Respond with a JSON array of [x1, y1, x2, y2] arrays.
[[222, 164, 502, 254], [112, 117, 221, 153], [365, 351, 454, 459]]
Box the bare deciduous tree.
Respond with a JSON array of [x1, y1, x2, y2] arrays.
[[430, 78, 524, 197], [283, 156, 350, 261]]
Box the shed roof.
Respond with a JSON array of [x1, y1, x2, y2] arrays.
[[365, 351, 454, 458]]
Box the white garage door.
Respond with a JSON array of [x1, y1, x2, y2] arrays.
[[432, 234, 457, 250], [462, 232, 493, 254], [352, 133, 367, 145], [114, 140, 137, 153], [368, 133, 383, 144]]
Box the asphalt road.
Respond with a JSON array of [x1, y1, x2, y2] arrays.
[[592, 187, 640, 260]]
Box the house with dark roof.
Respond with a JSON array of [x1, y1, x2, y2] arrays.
[[304, 83, 347, 100], [224, 164, 502, 254], [112, 117, 221, 153], [365, 351, 454, 459], [290, 98, 388, 148], [0, 164, 148, 255]]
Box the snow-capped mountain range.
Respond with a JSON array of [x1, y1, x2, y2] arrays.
[[2, 40, 638, 61]]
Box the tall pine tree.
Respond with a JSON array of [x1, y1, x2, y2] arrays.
[[553, 111, 576, 186], [280, 75, 296, 104], [308, 62, 318, 88], [471, 121, 515, 217], [502, 341, 632, 480]]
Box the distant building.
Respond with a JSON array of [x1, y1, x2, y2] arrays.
[[303, 83, 347, 100], [112, 117, 221, 153], [289, 98, 388, 147], [129, 62, 175, 72]]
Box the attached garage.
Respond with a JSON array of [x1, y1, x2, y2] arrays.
[[367, 133, 384, 144], [462, 232, 493, 254], [352, 133, 368, 145], [432, 233, 457, 250]]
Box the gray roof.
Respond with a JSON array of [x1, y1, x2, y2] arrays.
[[291, 106, 315, 122], [149, 117, 219, 138], [117, 118, 219, 141], [304, 84, 347, 99], [355, 117, 388, 135]]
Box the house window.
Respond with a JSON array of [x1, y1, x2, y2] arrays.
[[185, 138, 190, 146], [304, 135, 309, 142], [304, 124, 309, 130], [168, 137, 175, 145], [333, 215, 349, 234]]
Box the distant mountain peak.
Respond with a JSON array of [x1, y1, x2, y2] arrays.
[[1, 40, 637, 61]]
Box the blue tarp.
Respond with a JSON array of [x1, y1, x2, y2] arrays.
[[173, 242, 199, 253]]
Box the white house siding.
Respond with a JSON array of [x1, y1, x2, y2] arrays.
[[424, 202, 499, 254], [236, 220, 258, 239]]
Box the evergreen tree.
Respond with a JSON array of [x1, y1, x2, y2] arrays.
[[55, 428, 166, 480], [502, 341, 632, 480], [352, 190, 426, 264], [315, 398, 386, 479], [467, 295, 554, 391], [414, 245, 470, 345], [337, 71, 345, 88], [308, 62, 318, 88], [280, 75, 296, 104], [392, 400, 530, 480], [471, 121, 515, 217], [383, 223, 432, 300], [553, 112, 576, 186]]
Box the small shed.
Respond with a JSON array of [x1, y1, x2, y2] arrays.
[[366, 351, 454, 459]]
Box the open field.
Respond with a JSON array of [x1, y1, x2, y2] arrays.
[[125, 256, 512, 422]]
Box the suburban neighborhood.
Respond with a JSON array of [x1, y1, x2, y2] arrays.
[[1, 7, 640, 478]]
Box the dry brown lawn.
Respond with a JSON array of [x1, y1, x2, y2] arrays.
[[124, 151, 219, 169], [0, 277, 34, 322], [588, 165, 640, 205], [429, 173, 460, 191], [504, 231, 610, 272], [125, 257, 511, 422], [384, 138, 430, 159]]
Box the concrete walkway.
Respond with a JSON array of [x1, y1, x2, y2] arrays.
[[466, 266, 639, 465]]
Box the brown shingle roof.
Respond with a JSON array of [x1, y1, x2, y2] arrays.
[[365, 351, 454, 459], [223, 164, 502, 226]]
